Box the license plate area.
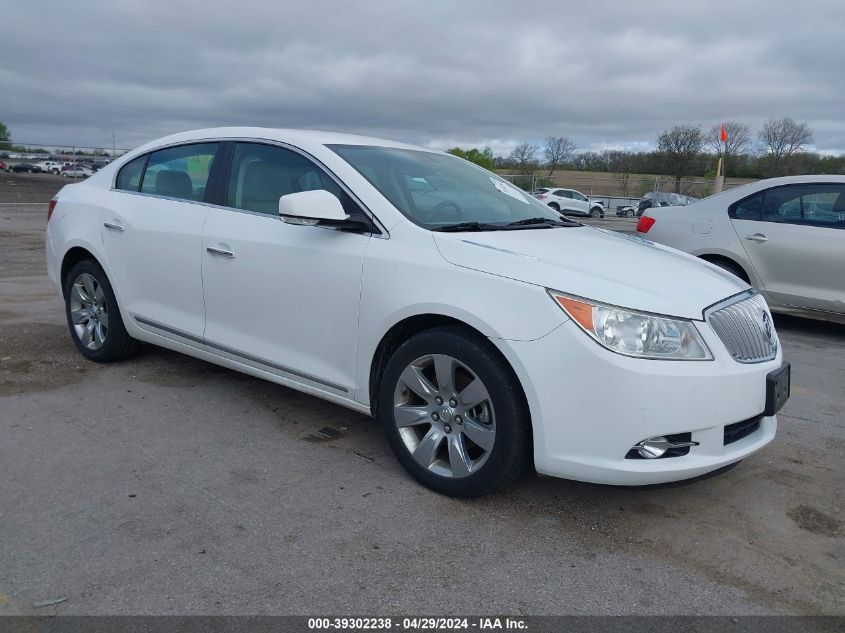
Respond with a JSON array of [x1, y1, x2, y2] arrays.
[[764, 362, 790, 416]]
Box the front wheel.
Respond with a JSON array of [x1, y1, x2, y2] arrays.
[[378, 326, 530, 497], [590, 207, 602, 218], [64, 259, 139, 362]]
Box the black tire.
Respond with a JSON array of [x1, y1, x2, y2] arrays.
[[548, 202, 560, 212], [377, 325, 530, 498], [63, 259, 139, 362], [590, 207, 602, 218], [705, 258, 749, 283]]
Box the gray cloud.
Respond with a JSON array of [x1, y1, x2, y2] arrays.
[[1, 0, 843, 154]]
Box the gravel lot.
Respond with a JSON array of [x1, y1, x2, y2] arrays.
[[0, 181, 843, 615]]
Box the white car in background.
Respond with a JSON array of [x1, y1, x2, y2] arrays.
[[637, 175, 845, 324], [46, 127, 789, 497], [62, 165, 94, 178], [534, 188, 605, 218]]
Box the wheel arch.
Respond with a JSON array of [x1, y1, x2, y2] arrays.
[[367, 314, 531, 438], [697, 253, 752, 284], [60, 246, 101, 296]]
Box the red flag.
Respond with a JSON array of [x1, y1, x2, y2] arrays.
[[720, 124, 728, 143]]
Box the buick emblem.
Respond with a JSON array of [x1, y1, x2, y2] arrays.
[[761, 311, 773, 341]]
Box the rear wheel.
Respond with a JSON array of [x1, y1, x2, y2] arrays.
[[548, 202, 560, 212], [378, 326, 530, 497], [64, 259, 139, 362]]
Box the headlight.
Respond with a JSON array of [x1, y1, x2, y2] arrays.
[[548, 290, 712, 360]]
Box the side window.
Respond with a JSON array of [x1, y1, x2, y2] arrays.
[[729, 191, 763, 221], [572, 192, 587, 201], [554, 190, 571, 198], [226, 143, 361, 217], [140, 143, 219, 202], [762, 184, 845, 227], [115, 155, 146, 191]]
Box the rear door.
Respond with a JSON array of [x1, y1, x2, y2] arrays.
[[102, 142, 220, 338], [731, 183, 845, 313], [201, 141, 373, 396]]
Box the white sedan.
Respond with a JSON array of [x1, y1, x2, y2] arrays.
[[637, 175, 845, 324], [62, 165, 94, 178], [45, 128, 788, 497]]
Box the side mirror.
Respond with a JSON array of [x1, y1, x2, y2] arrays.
[[279, 190, 349, 226]]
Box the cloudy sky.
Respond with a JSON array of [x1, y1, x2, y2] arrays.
[[2, 0, 843, 155]]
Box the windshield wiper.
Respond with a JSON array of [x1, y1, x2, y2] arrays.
[[432, 221, 503, 232], [506, 217, 578, 228]]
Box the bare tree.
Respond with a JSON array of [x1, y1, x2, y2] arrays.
[[603, 150, 634, 196], [508, 142, 539, 175], [543, 136, 576, 176], [758, 117, 813, 176], [705, 122, 751, 176], [657, 125, 704, 192]]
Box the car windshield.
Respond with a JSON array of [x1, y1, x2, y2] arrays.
[[328, 145, 574, 230]]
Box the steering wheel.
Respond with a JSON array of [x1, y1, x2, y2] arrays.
[[425, 200, 463, 223]]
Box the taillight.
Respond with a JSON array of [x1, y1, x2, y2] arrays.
[[536, 194, 547, 200], [47, 199, 57, 222], [636, 216, 655, 233]]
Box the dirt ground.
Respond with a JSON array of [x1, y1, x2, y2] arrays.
[[0, 172, 69, 203], [0, 194, 843, 615]]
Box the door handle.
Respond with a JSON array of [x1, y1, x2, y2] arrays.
[[206, 246, 235, 258], [103, 221, 125, 231], [745, 233, 768, 243]]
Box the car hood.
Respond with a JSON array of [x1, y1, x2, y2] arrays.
[[433, 226, 747, 319]]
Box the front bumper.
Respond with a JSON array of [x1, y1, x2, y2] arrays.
[[491, 319, 781, 486]]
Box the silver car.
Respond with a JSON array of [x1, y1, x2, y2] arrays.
[[636, 175, 845, 324]]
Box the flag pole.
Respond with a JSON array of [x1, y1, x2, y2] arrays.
[[713, 124, 726, 194]]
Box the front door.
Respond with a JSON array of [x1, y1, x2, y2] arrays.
[[201, 142, 372, 396]]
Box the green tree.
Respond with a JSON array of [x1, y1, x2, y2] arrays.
[[446, 146, 495, 170], [0, 122, 11, 151]]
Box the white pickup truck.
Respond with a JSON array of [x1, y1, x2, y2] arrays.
[[36, 160, 63, 175]]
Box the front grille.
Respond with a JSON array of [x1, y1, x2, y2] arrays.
[[708, 293, 777, 363], [724, 416, 762, 445]]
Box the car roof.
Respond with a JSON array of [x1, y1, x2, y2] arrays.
[[128, 127, 429, 158]]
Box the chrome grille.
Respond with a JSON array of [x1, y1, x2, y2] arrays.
[[707, 293, 777, 363]]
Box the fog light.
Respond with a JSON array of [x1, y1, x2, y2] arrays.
[[636, 436, 671, 459]]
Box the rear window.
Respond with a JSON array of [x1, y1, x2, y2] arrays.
[[115, 156, 146, 192], [140, 143, 219, 202]]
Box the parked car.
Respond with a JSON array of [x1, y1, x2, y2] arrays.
[[10, 162, 42, 173], [46, 128, 789, 497], [37, 160, 63, 175], [637, 175, 845, 324], [0, 161, 7, 172], [534, 188, 605, 218], [616, 205, 637, 217], [636, 192, 698, 217], [62, 165, 94, 178]]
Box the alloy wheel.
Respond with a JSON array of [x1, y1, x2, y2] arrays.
[[69, 272, 109, 350], [393, 354, 496, 479]]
